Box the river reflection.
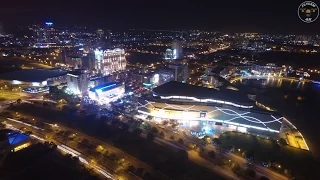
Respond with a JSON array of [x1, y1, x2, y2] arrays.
[[235, 77, 320, 93]]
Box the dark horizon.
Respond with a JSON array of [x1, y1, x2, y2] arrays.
[[0, 0, 319, 33]]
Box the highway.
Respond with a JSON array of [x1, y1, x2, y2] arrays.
[[147, 121, 288, 180], [0, 100, 288, 180], [3, 119, 116, 180], [0, 100, 168, 179], [53, 123, 169, 180], [1, 114, 168, 180], [155, 135, 240, 180], [187, 136, 287, 180], [0, 107, 234, 180]]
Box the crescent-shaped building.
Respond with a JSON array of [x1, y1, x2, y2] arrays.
[[138, 81, 283, 138]]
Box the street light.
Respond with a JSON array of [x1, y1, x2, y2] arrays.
[[238, 148, 241, 152]]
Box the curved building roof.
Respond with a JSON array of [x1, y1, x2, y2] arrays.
[[153, 81, 254, 107]]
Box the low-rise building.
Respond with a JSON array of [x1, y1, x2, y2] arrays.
[[66, 69, 88, 95], [88, 82, 125, 104]]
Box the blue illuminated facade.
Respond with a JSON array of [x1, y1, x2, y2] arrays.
[[45, 22, 53, 26], [0, 130, 30, 145], [88, 82, 125, 103]]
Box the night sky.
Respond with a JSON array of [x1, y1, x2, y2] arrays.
[[0, 0, 319, 33]]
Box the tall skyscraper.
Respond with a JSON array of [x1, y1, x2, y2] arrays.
[[96, 29, 104, 38], [60, 48, 67, 64], [82, 52, 95, 72], [171, 40, 183, 59], [169, 64, 188, 83], [96, 29, 105, 47], [105, 30, 112, 48], [94, 48, 126, 75], [164, 48, 174, 60]]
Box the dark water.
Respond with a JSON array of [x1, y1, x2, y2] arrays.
[[235, 78, 320, 155], [235, 78, 320, 93], [258, 51, 320, 69]]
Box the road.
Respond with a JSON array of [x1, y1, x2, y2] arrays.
[[177, 131, 288, 180], [1, 114, 167, 180], [148, 121, 288, 180], [0, 100, 287, 180], [1, 105, 232, 180], [185, 136, 287, 180], [2, 119, 116, 180], [0, 100, 168, 180], [55, 123, 169, 180], [147, 133, 240, 180]]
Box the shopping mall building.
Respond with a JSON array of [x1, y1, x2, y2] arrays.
[[88, 81, 125, 104], [138, 81, 283, 138]]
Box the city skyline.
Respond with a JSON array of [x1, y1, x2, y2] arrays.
[[0, 2, 320, 179], [0, 0, 319, 33]]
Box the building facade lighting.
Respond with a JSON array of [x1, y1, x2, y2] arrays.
[[95, 48, 126, 75]]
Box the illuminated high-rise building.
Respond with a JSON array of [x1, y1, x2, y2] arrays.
[[31, 22, 55, 44], [96, 29, 105, 47], [94, 48, 126, 75], [164, 48, 173, 60], [82, 52, 95, 72], [169, 64, 188, 83], [96, 29, 104, 38], [171, 40, 183, 59], [105, 30, 112, 48]]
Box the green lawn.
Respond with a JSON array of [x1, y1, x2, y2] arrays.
[[219, 132, 312, 168]]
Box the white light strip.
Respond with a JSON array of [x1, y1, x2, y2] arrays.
[[158, 95, 253, 108], [56, 145, 113, 178], [30, 134, 45, 142], [138, 101, 282, 125], [67, 73, 79, 77], [7, 118, 45, 131], [138, 110, 280, 133], [60, 144, 81, 156], [5, 118, 115, 179], [57, 145, 79, 157], [282, 117, 297, 129], [26, 99, 57, 104], [5, 124, 21, 131], [214, 107, 281, 129], [79, 157, 89, 165]]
